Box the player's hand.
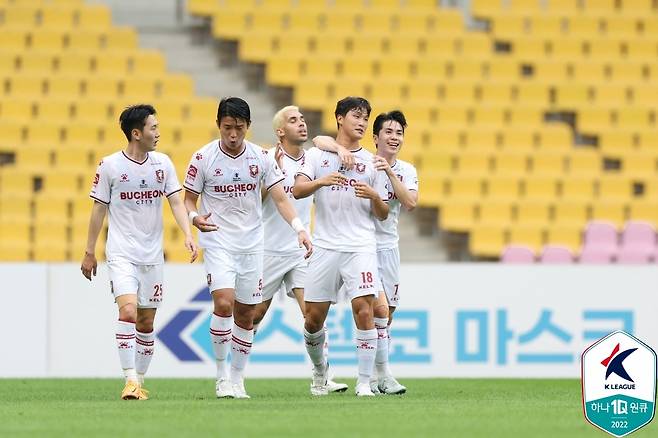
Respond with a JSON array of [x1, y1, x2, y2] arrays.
[[354, 181, 377, 200], [298, 230, 313, 259], [81, 252, 97, 281], [336, 145, 355, 170], [185, 235, 198, 263], [193, 212, 218, 232], [274, 142, 285, 169], [319, 172, 347, 187], [373, 155, 392, 175]]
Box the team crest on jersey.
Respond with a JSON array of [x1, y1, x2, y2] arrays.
[[214, 168, 223, 176], [120, 174, 129, 182], [321, 159, 329, 168], [355, 163, 366, 173], [195, 153, 203, 160], [155, 169, 164, 183], [249, 164, 259, 178]]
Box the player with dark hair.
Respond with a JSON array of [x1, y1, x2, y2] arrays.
[[81, 104, 198, 400], [293, 96, 389, 397], [184, 97, 312, 399], [313, 109, 418, 395]]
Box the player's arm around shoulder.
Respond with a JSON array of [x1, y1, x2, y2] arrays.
[[374, 157, 418, 211], [293, 148, 347, 199]]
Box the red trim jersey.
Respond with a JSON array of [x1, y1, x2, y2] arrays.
[[296, 147, 388, 253], [376, 159, 419, 250], [184, 140, 284, 254], [89, 151, 182, 264]]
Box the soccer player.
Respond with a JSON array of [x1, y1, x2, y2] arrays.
[[314, 110, 418, 395], [293, 96, 389, 397], [184, 97, 312, 399], [80, 104, 198, 400], [254, 105, 347, 393]]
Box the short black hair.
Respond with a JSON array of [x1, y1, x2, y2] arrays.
[[373, 110, 407, 136], [334, 96, 371, 129], [217, 97, 251, 125], [119, 104, 156, 141]]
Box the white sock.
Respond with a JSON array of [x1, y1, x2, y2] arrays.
[[355, 328, 377, 386], [116, 320, 137, 382], [135, 330, 155, 385], [230, 324, 254, 384], [322, 325, 329, 366], [304, 328, 326, 369], [253, 322, 260, 337], [374, 317, 391, 377], [210, 313, 232, 380]]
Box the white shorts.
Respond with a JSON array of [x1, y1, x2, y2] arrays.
[[107, 260, 164, 309], [203, 247, 263, 305], [305, 247, 378, 304], [377, 247, 401, 307], [262, 254, 307, 301]]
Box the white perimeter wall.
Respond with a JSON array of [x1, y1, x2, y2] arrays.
[[1, 263, 656, 378]]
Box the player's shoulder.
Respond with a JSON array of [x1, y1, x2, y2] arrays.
[[96, 150, 122, 170], [149, 151, 173, 165], [395, 158, 417, 174], [192, 140, 218, 159]]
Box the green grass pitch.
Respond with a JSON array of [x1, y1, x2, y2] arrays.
[[0, 378, 655, 437]]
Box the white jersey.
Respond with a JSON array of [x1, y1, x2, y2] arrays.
[[184, 140, 284, 254], [376, 159, 419, 250], [296, 147, 388, 253], [89, 151, 181, 265], [263, 148, 312, 256]]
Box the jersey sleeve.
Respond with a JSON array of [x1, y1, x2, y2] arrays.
[[374, 171, 390, 202], [405, 164, 419, 192], [164, 156, 183, 197], [89, 159, 111, 205], [295, 147, 317, 181], [263, 151, 285, 191], [183, 152, 205, 195]]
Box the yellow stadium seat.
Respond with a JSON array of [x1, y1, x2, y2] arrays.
[[555, 83, 592, 109], [530, 16, 563, 36], [458, 34, 491, 57], [83, 77, 121, 98], [8, 76, 44, 98], [13, 148, 52, 170], [57, 52, 93, 74], [516, 201, 551, 225], [572, 61, 607, 82], [599, 131, 635, 153], [628, 201, 658, 228], [531, 152, 566, 175], [479, 83, 512, 104], [455, 151, 491, 174], [632, 85, 658, 106], [469, 225, 507, 257], [553, 201, 589, 225], [522, 176, 559, 201], [625, 39, 658, 60], [19, 51, 55, 73], [33, 194, 70, 218], [76, 4, 112, 29], [598, 175, 634, 200], [509, 225, 545, 253], [42, 171, 84, 193], [0, 191, 32, 220], [415, 59, 448, 80], [40, 7, 75, 29], [604, 17, 640, 38], [463, 129, 497, 151], [485, 176, 521, 199], [0, 239, 31, 261], [545, 224, 582, 253], [440, 201, 477, 232], [479, 201, 515, 226], [567, 150, 601, 174], [471, 0, 501, 17], [579, 108, 612, 134], [1, 99, 33, 121], [610, 62, 646, 82], [502, 129, 537, 152], [0, 29, 27, 49], [35, 100, 72, 121], [493, 152, 529, 175], [437, 107, 469, 127], [30, 29, 67, 50], [447, 175, 484, 199], [548, 37, 582, 60], [3, 6, 38, 27], [508, 107, 543, 127], [561, 176, 597, 201], [567, 16, 602, 36], [593, 84, 629, 106], [487, 60, 520, 80], [533, 60, 569, 82], [513, 83, 549, 105], [471, 107, 504, 127], [26, 123, 63, 146], [449, 59, 483, 80], [590, 201, 627, 227], [621, 154, 657, 176], [513, 37, 547, 58], [492, 15, 527, 39], [582, 0, 617, 12], [615, 108, 651, 129], [47, 77, 82, 98]]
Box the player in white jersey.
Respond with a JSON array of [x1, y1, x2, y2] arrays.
[[254, 105, 348, 393], [314, 110, 418, 395], [293, 97, 389, 397], [184, 97, 312, 399], [80, 104, 198, 400]]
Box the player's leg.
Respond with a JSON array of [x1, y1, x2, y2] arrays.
[[371, 290, 389, 394], [376, 248, 406, 394], [108, 260, 141, 400], [342, 252, 378, 397], [253, 254, 287, 335], [228, 252, 264, 398], [133, 264, 164, 399], [303, 247, 339, 396], [205, 248, 237, 398]]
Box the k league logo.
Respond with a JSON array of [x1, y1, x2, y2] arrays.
[[582, 330, 657, 437]]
